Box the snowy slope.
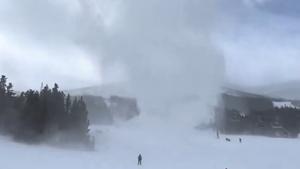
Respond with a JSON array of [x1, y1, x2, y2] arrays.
[[0, 114, 300, 169]]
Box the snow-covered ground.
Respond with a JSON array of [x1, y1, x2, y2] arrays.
[[0, 114, 300, 169]]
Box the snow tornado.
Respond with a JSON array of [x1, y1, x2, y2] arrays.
[[77, 0, 225, 127]]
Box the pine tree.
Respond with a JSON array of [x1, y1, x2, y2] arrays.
[[0, 75, 7, 97], [77, 97, 89, 135], [0, 75, 7, 117], [18, 90, 45, 141], [70, 97, 90, 139], [65, 94, 71, 114], [15, 92, 25, 111], [0, 76, 91, 145], [40, 85, 51, 134], [46, 83, 66, 132], [6, 82, 15, 97]]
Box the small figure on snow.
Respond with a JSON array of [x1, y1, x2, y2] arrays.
[[138, 154, 142, 166], [239, 138, 242, 143]]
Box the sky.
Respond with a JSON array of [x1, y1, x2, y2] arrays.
[[219, 0, 300, 87], [0, 0, 299, 90]]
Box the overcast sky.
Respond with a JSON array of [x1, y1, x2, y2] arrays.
[[219, 0, 300, 87], [0, 0, 299, 90]]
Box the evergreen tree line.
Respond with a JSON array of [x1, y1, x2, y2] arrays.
[[0, 75, 91, 146]]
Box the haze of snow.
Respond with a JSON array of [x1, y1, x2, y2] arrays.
[[0, 0, 224, 125], [0, 115, 300, 169], [2, 1, 295, 169], [77, 0, 225, 127]]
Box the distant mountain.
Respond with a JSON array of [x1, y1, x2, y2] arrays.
[[221, 87, 300, 115], [82, 95, 140, 125], [219, 87, 300, 138], [221, 90, 273, 115], [66, 85, 140, 125], [225, 81, 300, 100], [82, 95, 113, 125], [222, 87, 270, 99], [67, 83, 131, 98], [251, 81, 300, 100]]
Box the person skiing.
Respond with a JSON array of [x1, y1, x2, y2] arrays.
[[138, 154, 142, 166]]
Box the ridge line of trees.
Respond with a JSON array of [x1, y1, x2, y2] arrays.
[[0, 75, 92, 147]]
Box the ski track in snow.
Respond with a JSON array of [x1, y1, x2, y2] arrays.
[[0, 116, 299, 169]]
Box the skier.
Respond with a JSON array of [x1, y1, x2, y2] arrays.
[[138, 154, 142, 166], [239, 138, 242, 143]]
